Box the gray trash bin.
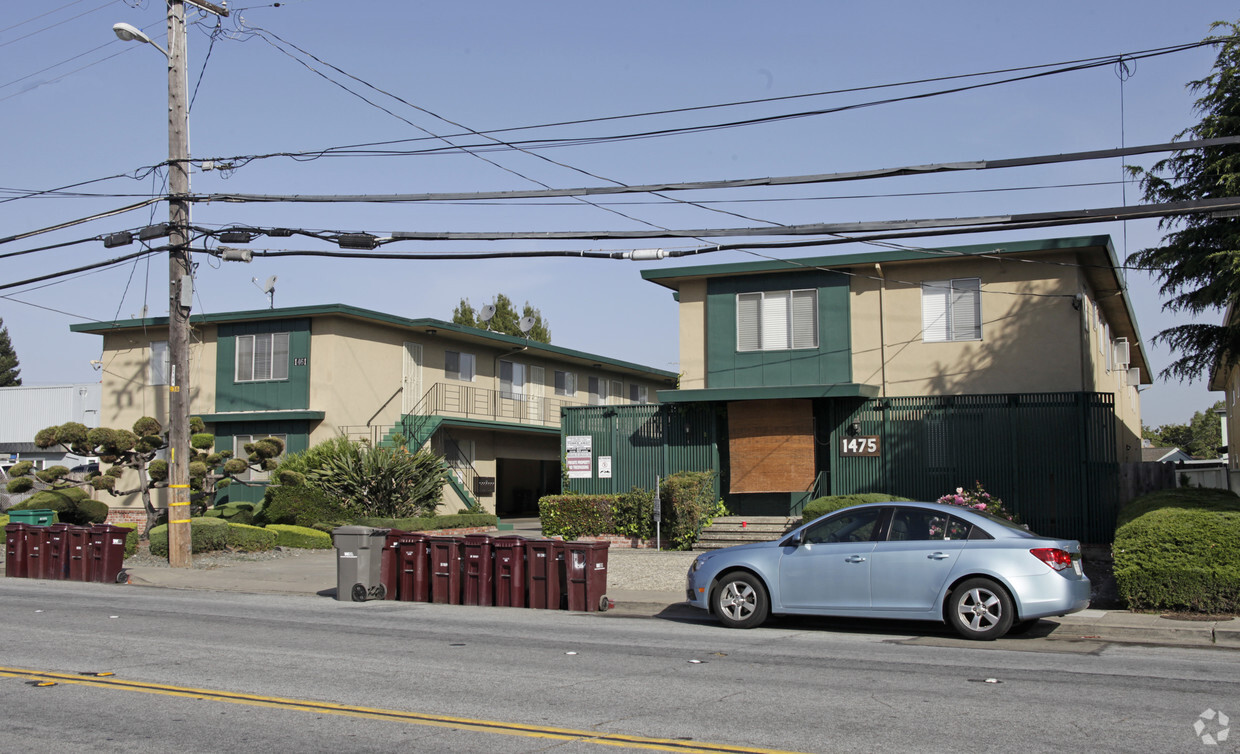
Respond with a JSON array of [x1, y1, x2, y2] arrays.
[[331, 526, 391, 602]]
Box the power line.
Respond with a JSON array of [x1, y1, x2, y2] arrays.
[[201, 136, 1240, 205], [0, 199, 162, 245]]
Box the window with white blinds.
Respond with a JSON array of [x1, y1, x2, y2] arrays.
[[736, 289, 818, 352], [921, 279, 981, 342], [235, 332, 290, 382], [445, 351, 475, 381]]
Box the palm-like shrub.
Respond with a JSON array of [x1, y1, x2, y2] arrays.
[[304, 441, 447, 519]]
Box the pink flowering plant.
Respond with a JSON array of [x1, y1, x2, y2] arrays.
[[936, 481, 1019, 523]]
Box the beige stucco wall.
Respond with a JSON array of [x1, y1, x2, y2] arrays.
[[849, 254, 1087, 396], [677, 280, 707, 389]]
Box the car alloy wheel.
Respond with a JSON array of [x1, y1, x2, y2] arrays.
[[713, 572, 769, 629], [948, 577, 1014, 640]]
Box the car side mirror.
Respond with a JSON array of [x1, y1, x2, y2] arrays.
[[782, 531, 802, 547]]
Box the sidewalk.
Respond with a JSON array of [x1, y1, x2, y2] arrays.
[[111, 548, 1240, 649]]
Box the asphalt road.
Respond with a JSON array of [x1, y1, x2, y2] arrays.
[[1, 579, 1236, 753]]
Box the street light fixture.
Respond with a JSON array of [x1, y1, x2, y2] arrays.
[[112, 22, 169, 58]]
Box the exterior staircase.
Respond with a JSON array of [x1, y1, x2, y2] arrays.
[[694, 515, 801, 551]]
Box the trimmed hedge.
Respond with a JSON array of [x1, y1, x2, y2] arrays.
[[226, 523, 278, 552], [8, 487, 109, 525], [352, 513, 498, 532], [255, 485, 350, 529], [267, 524, 333, 549], [115, 522, 140, 559], [204, 502, 257, 525], [1114, 488, 1240, 613], [148, 517, 229, 556], [802, 493, 912, 525], [539, 473, 720, 549]]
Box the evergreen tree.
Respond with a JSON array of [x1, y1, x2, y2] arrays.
[[1127, 21, 1240, 381], [0, 317, 21, 386], [452, 293, 551, 343]]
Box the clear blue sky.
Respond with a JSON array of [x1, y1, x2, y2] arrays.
[[1, 0, 1236, 427]]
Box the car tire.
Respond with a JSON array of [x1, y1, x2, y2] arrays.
[[712, 572, 769, 629], [948, 577, 1014, 640]]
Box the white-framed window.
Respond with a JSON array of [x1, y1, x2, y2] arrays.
[[629, 384, 649, 404], [149, 340, 170, 386], [232, 434, 286, 483], [588, 376, 608, 406], [921, 278, 981, 343], [736, 289, 818, 352], [500, 360, 525, 400], [445, 351, 475, 382], [554, 370, 577, 397], [235, 332, 289, 382]]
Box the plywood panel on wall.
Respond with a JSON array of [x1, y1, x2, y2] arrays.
[[728, 399, 814, 493]]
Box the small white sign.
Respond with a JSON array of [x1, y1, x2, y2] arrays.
[[566, 435, 593, 479], [598, 456, 612, 478]]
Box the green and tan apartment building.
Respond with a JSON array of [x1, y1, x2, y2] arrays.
[[631, 234, 1148, 542], [71, 304, 676, 521]]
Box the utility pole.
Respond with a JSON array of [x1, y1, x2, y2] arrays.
[[164, 0, 228, 567]]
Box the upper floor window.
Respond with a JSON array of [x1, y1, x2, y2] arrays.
[[736, 289, 818, 352], [629, 384, 649, 404], [554, 370, 577, 397], [149, 340, 170, 386], [588, 376, 608, 406], [921, 279, 981, 342], [445, 351, 475, 382], [235, 332, 289, 382]]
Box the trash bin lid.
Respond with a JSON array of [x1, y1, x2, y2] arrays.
[[332, 526, 392, 536]]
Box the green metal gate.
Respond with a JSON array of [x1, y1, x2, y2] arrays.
[[561, 404, 719, 498], [823, 392, 1118, 542]]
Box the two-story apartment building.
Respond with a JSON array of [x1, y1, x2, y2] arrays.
[[71, 304, 676, 520], [625, 235, 1147, 542]]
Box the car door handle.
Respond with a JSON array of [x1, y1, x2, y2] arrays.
[[844, 555, 867, 563], [929, 552, 951, 560]]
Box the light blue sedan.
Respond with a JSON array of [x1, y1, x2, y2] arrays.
[[685, 501, 1090, 640]]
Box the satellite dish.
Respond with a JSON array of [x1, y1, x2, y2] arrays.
[[251, 275, 278, 309], [262, 275, 277, 293], [518, 316, 536, 334], [478, 303, 497, 322]]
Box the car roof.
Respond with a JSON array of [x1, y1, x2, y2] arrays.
[[813, 500, 1032, 538]]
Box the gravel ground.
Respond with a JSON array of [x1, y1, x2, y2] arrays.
[[123, 541, 699, 592]]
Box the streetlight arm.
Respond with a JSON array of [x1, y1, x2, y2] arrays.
[[112, 22, 169, 58]]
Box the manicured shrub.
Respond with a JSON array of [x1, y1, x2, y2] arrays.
[[9, 487, 107, 525], [203, 502, 256, 525], [353, 513, 498, 532], [537, 495, 617, 539], [148, 517, 229, 556], [255, 485, 350, 529], [1114, 488, 1240, 613], [266, 524, 333, 549], [225, 523, 278, 552], [0, 514, 8, 527], [802, 493, 912, 525], [661, 471, 723, 550]]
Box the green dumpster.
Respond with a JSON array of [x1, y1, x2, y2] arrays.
[[8, 510, 58, 526]]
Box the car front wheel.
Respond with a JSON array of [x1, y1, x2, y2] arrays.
[[713, 572, 769, 629], [948, 577, 1014, 640]]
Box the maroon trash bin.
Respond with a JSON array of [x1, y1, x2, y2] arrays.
[[462, 534, 494, 607], [25, 525, 48, 579], [396, 533, 430, 602], [524, 539, 563, 610], [67, 526, 92, 582], [5, 523, 29, 579], [380, 530, 409, 601], [44, 523, 72, 580], [564, 540, 610, 612], [491, 536, 526, 607], [89, 524, 129, 584], [428, 536, 463, 605]]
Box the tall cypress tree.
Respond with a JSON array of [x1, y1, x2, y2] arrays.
[[1128, 21, 1240, 381], [0, 317, 20, 387]]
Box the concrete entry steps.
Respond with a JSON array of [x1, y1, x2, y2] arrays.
[[694, 515, 800, 550]]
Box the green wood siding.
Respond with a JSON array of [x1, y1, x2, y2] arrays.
[[705, 271, 851, 388], [215, 318, 311, 412]]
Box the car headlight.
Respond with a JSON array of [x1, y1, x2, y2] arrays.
[[691, 555, 709, 573]]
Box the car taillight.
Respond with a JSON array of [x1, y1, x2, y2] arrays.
[[1029, 547, 1073, 571]]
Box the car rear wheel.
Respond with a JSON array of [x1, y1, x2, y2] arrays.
[[713, 572, 769, 629], [948, 577, 1014, 640]]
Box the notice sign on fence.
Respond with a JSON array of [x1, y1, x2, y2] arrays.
[[566, 435, 593, 479]]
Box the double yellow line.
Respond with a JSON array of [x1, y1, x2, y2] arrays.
[[0, 666, 804, 754]]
